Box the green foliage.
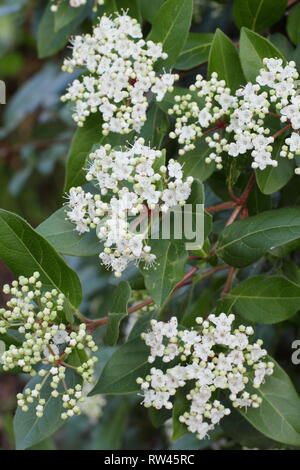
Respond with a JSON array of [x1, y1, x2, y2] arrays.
[[238, 359, 300, 447], [287, 3, 300, 45], [0, 209, 82, 309], [233, 0, 287, 32], [226, 275, 300, 323], [147, 0, 193, 70], [37, 207, 100, 257], [105, 281, 131, 346], [208, 29, 245, 91], [218, 207, 300, 267], [240, 27, 285, 82], [2, 0, 300, 452]]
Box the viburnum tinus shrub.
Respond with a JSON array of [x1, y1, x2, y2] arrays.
[[1, 0, 300, 451]]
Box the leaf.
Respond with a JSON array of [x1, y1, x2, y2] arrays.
[[87, 398, 129, 450], [255, 139, 294, 194], [140, 102, 169, 148], [208, 29, 245, 91], [0, 340, 5, 360], [14, 369, 79, 450], [233, 0, 287, 33], [287, 3, 300, 45], [54, 0, 91, 32], [226, 275, 300, 324], [64, 114, 104, 192], [37, 3, 90, 59], [106, 0, 141, 20], [0, 209, 82, 309], [179, 137, 216, 182], [174, 33, 213, 70], [218, 207, 300, 267], [238, 359, 300, 447], [221, 407, 281, 449], [90, 336, 151, 395], [105, 281, 131, 346], [270, 33, 295, 58], [172, 386, 189, 440], [140, 240, 187, 306], [147, 0, 193, 70], [240, 27, 285, 82], [140, 0, 165, 22], [37, 207, 100, 257]]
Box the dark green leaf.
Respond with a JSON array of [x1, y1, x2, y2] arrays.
[[226, 275, 300, 323], [90, 336, 151, 395], [255, 139, 294, 194], [105, 281, 131, 346], [37, 3, 90, 58], [140, 0, 165, 23], [174, 33, 213, 70], [240, 27, 285, 82], [208, 29, 245, 91], [37, 207, 100, 257], [147, 0, 193, 70], [14, 369, 80, 450], [140, 240, 187, 306], [287, 4, 300, 45], [233, 0, 287, 33], [179, 138, 216, 182], [238, 359, 300, 447], [54, 0, 91, 31], [218, 207, 300, 267], [64, 114, 104, 192], [140, 102, 169, 148], [172, 386, 189, 440], [0, 209, 82, 309]]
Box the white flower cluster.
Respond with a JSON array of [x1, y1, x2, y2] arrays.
[[137, 313, 274, 440], [66, 139, 193, 276], [169, 58, 300, 173], [0, 273, 98, 420], [61, 13, 178, 134], [50, 0, 104, 12]]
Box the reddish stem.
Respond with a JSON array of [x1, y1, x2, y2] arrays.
[[272, 123, 292, 140]]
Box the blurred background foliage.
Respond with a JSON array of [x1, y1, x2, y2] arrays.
[[0, 0, 299, 451]]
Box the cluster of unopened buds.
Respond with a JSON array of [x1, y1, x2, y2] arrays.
[[137, 313, 274, 440], [169, 58, 300, 174], [50, 0, 104, 12], [61, 12, 178, 134], [0, 273, 98, 420], [66, 138, 193, 276]]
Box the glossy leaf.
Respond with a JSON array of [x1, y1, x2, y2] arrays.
[[233, 0, 287, 32], [37, 207, 100, 257], [226, 275, 300, 323], [64, 114, 104, 192], [147, 0, 193, 70], [218, 207, 300, 267], [105, 281, 131, 346], [0, 209, 82, 308], [175, 33, 213, 70], [208, 29, 245, 91], [238, 359, 300, 447], [91, 337, 151, 395], [240, 27, 285, 82], [287, 4, 300, 45], [140, 240, 187, 306]]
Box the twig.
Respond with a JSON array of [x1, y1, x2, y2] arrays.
[[221, 267, 238, 297]]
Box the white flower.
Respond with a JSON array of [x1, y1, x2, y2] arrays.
[[168, 59, 300, 174], [61, 13, 178, 134], [66, 140, 192, 277], [137, 313, 273, 441]]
